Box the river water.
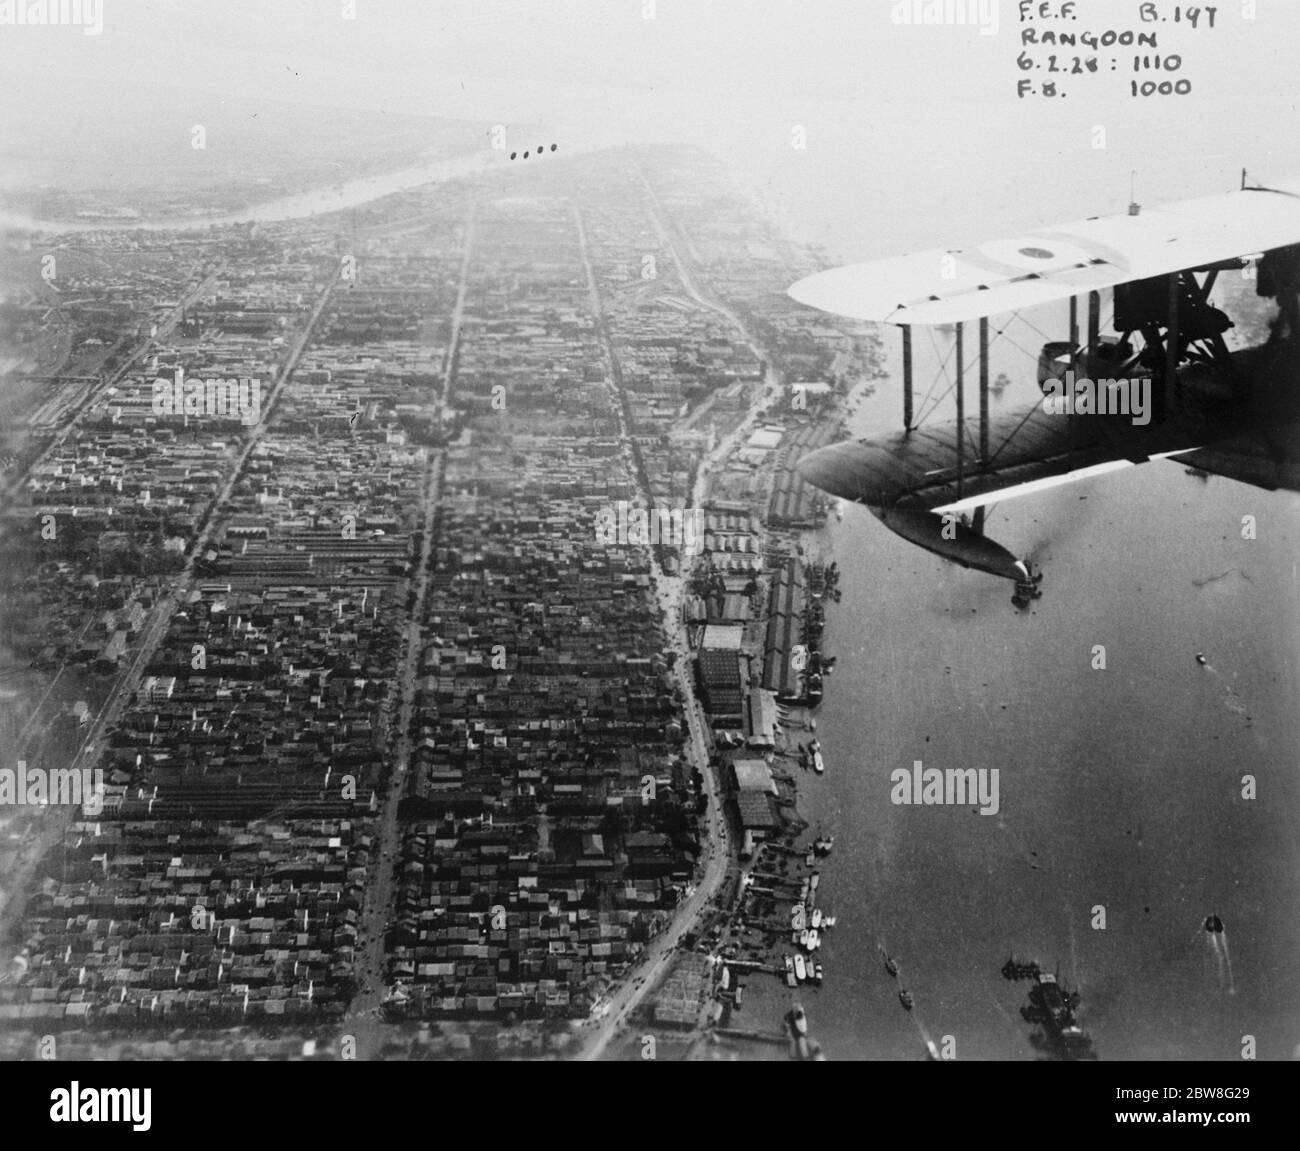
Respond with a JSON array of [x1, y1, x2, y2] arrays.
[[799, 354, 1300, 1061], [0, 149, 505, 235]]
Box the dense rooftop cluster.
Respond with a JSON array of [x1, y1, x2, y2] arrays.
[[0, 146, 874, 1048]]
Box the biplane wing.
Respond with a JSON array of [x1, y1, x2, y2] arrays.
[[794, 401, 1299, 586], [799, 412, 1300, 515], [789, 182, 1300, 326], [787, 180, 1300, 595], [797, 404, 1207, 517]]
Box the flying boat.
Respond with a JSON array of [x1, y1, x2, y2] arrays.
[[788, 174, 1300, 606]]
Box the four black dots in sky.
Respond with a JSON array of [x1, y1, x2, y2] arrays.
[[510, 144, 559, 160]]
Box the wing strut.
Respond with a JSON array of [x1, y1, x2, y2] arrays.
[[902, 324, 914, 432], [979, 316, 990, 465], [955, 321, 964, 498], [1165, 272, 1180, 420], [975, 316, 989, 535], [1084, 289, 1101, 454], [1068, 295, 1081, 456]]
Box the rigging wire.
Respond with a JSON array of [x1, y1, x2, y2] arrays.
[[908, 298, 1118, 463], [910, 327, 956, 427]]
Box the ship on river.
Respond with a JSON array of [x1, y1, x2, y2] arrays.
[[1002, 955, 1096, 1061]]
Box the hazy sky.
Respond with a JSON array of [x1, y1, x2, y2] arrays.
[[3, 2, 1294, 128], [3, 1, 1299, 256]]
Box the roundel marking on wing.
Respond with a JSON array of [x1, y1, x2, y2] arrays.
[[973, 235, 1102, 275], [1034, 229, 1132, 277]]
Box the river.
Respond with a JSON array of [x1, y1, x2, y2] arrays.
[[0, 148, 507, 235], [798, 348, 1300, 1060]]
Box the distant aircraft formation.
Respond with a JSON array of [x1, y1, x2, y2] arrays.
[[788, 177, 1300, 607]]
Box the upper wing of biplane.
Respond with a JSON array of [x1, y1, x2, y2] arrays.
[[788, 182, 1300, 326]]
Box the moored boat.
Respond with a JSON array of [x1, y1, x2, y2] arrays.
[[795, 954, 807, 982], [792, 1003, 808, 1036], [806, 673, 823, 705]]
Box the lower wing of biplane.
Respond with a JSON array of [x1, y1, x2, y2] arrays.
[[788, 178, 1300, 600]]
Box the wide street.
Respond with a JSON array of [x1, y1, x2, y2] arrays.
[[572, 177, 789, 1059]]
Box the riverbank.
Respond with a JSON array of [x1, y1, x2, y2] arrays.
[[0, 149, 503, 235]]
